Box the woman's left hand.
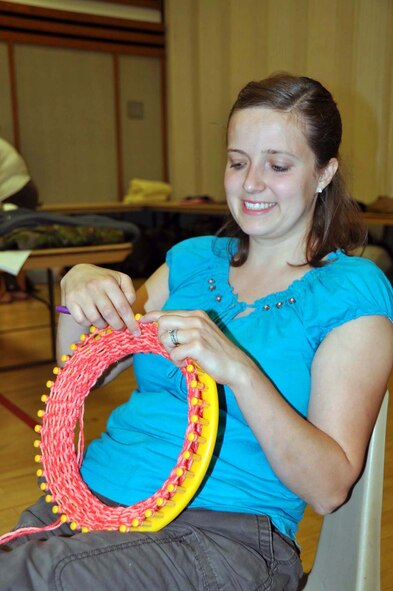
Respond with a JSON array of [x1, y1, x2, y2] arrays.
[[140, 309, 255, 387]]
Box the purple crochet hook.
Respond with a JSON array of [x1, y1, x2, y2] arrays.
[[56, 305, 71, 315]]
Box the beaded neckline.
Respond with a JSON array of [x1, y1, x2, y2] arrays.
[[210, 245, 341, 309]]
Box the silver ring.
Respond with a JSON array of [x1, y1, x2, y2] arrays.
[[168, 328, 180, 347]]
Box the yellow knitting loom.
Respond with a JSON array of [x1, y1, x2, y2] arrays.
[[33, 320, 218, 534]]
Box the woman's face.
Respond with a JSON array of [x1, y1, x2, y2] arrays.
[[224, 107, 333, 248]]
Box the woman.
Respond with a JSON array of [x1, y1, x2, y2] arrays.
[[1, 74, 392, 591]]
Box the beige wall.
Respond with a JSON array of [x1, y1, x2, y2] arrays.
[[0, 42, 164, 203], [166, 0, 393, 204], [119, 54, 164, 192], [15, 45, 118, 203], [0, 1, 165, 204]]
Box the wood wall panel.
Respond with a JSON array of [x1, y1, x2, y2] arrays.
[[226, 0, 268, 99], [15, 45, 118, 203], [267, 0, 308, 76], [0, 41, 14, 144], [387, 7, 393, 197], [351, 0, 391, 202], [118, 54, 163, 194], [1, 0, 162, 23], [196, 0, 229, 200], [332, 1, 357, 177], [166, 0, 200, 197], [166, 0, 393, 204], [307, 0, 339, 84]]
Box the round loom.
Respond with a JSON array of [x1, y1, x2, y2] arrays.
[[33, 319, 219, 534]]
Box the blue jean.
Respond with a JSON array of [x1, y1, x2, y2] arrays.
[[0, 496, 302, 590]]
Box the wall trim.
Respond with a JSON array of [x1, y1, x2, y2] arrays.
[[0, 1, 165, 54]]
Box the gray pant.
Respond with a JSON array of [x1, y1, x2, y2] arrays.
[[0, 496, 302, 590]]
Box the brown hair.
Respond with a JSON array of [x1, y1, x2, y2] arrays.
[[220, 73, 367, 267]]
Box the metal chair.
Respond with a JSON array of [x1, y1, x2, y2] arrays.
[[301, 392, 389, 591]]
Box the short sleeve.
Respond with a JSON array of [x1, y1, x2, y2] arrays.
[[300, 254, 393, 346]]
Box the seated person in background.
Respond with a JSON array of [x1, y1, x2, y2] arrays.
[[1, 73, 392, 591], [0, 137, 38, 210], [0, 137, 39, 303]]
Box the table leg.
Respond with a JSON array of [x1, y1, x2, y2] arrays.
[[46, 268, 57, 361]]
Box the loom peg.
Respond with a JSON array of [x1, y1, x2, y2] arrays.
[[187, 433, 206, 444], [190, 380, 204, 390], [182, 450, 201, 462], [190, 396, 209, 407], [190, 414, 209, 426], [166, 483, 186, 494], [131, 519, 152, 529], [176, 469, 194, 480], [144, 509, 153, 518], [156, 498, 176, 508]]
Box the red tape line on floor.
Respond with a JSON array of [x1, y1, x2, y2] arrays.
[[0, 393, 35, 430]]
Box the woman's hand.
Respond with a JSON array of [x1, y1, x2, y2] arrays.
[[60, 263, 140, 334], [141, 309, 256, 387]]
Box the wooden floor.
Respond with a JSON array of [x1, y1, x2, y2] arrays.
[[0, 282, 392, 587]]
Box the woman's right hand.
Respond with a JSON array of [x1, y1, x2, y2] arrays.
[[60, 263, 140, 334]]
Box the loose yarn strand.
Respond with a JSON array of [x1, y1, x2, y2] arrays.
[[0, 518, 63, 546]]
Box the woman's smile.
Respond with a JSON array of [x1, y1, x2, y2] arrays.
[[241, 200, 277, 213]]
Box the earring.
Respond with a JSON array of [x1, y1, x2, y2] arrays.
[[317, 187, 323, 194]]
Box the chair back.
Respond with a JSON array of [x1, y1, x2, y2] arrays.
[[302, 391, 389, 591]]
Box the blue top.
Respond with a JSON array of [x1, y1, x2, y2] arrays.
[[81, 236, 393, 540]]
